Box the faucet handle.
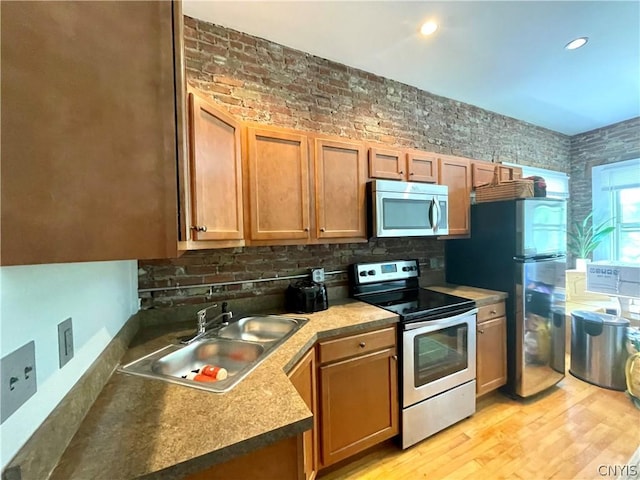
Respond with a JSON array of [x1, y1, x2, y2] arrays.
[[221, 302, 229, 313]]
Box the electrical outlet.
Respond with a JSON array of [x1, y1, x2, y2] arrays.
[[429, 258, 438, 269], [58, 317, 74, 368], [310, 267, 325, 283], [1, 341, 37, 424]]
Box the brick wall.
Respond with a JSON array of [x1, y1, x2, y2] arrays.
[[138, 16, 573, 309], [569, 117, 640, 228], [139, 239, 445, 308]]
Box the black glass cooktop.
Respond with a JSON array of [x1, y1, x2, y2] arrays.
[[358, 289, 475, 322]]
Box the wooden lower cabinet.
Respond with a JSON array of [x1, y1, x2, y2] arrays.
[[288, 348, 318, 480], [185, 435, 304, 480], [317, 328, 398, 469], [476, 302, 508, 396]]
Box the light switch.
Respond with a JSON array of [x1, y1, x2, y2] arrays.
[[58, 317, 74, 368]]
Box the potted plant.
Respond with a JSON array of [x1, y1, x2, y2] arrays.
[[567, 211, 615, 270]]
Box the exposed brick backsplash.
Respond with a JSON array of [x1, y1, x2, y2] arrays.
[[139, 239, 445, 309], [143, 16, 640, 309]]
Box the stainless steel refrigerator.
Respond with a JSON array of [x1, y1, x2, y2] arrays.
[[445, 198, 567, 398]]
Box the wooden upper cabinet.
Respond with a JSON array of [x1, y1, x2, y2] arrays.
[[246, 127, 310, 241], [472, 161, 524, 188], [500, 164, 523, 181], [369, 145, 438, 183], [187, 91, 243, 242], [438, 156, 472, 236], [406, 150, 439, 183], [1, 1, 180, 265], [472, 161, 496, 188], [368, 146, 405, 180], [314, 138, 367, 240]]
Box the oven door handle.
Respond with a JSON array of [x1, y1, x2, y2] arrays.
[[403, 307, 478, 331]]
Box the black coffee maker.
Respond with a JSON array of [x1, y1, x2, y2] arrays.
[[285, 279, 329, 313]]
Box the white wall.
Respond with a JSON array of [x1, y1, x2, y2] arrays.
[[0, 260, 138, 469]]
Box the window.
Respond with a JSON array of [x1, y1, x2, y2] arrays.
[[592, 158, 640, 262]]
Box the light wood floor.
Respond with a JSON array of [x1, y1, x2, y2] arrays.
[[319, 373, 640, 480]]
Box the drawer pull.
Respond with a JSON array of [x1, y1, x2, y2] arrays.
[[490, 310, 497, 315], [359, 342, 366, 348], [478, 329, 485, 334], [392, 355, 398, 361]]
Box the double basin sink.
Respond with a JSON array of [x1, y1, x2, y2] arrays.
[[119, 315, 308, 393]]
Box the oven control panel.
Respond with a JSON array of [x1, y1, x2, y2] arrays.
[[352, 259, 420, 284]]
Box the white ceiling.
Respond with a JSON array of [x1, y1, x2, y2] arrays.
[[183, 1, 640, 136]]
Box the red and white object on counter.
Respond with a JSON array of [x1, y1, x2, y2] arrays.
[[183, 372, 218, 383], [196, 365, 228, 381]]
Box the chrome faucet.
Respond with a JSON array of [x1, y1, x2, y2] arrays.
[[181, 302, 233, 344]]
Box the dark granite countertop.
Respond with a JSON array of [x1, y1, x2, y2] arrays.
[[49, 299, 397, 480]]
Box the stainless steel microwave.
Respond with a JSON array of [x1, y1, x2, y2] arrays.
[[371, 180, 448, 237]]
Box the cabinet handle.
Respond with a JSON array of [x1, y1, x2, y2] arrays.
[[478, 329, 484, 334], [359, 342, 366, 348], [410, 172, 414, 176], [304, 227, 309, 232], [490, 310, 497, 315], [392, 355, 398, 361], [399, 170, 404, 175], [320, 228, 326, 232], [191, 225, 207, 232]]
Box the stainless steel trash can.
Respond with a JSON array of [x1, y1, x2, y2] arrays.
[[570, 310, 630, 390]]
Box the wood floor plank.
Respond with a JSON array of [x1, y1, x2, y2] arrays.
[[318, 372, 639, 480]]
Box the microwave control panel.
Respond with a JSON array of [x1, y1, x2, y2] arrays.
[[352, 259, 420, 284]]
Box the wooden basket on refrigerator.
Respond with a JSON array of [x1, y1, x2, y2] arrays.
[[475, 166, 534, 203]]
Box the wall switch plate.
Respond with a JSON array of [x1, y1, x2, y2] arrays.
[[58, 317, 74, 368], [1, 341, 37, 424], [310, 267, 325, 283]]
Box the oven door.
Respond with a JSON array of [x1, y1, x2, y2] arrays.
[[373, 191, 447, 237], [402, 309, 477, 408]]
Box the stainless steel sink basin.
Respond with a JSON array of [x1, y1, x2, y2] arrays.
[[217, 316, 300, 343], [119, 315, 308, 393], [153, 338, 264, 377]]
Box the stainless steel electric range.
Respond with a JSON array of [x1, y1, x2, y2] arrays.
[[350, 259, 478, 449]]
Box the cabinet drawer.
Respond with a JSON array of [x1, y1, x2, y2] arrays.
[[477, 302, 506, 323], [318, 327, 396, 364]]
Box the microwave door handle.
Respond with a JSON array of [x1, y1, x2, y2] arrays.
[[430, 198, 440, 230]]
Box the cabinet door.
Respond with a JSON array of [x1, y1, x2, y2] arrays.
[[368, 147, 405, 180], [288, 349, 317, 480], [246, 127, 310, 241], [188, 92, 243, 241], [476, 316, 507, 396], [498, 165, 523, 182], [314, 138, 367, 240], [438, 156, 472, 235], [471, 161, 496, 188], [407, 151, 438, 183], [1, 1, 179, 265], [319, 348, 398, 468], [185, 435, 304, 480]]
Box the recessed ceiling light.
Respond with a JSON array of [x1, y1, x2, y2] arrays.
[[565, 37, 588, 50], [420, 21, 438, 36]]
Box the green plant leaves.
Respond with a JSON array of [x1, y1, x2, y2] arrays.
[[567, 211, 615, 258]]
